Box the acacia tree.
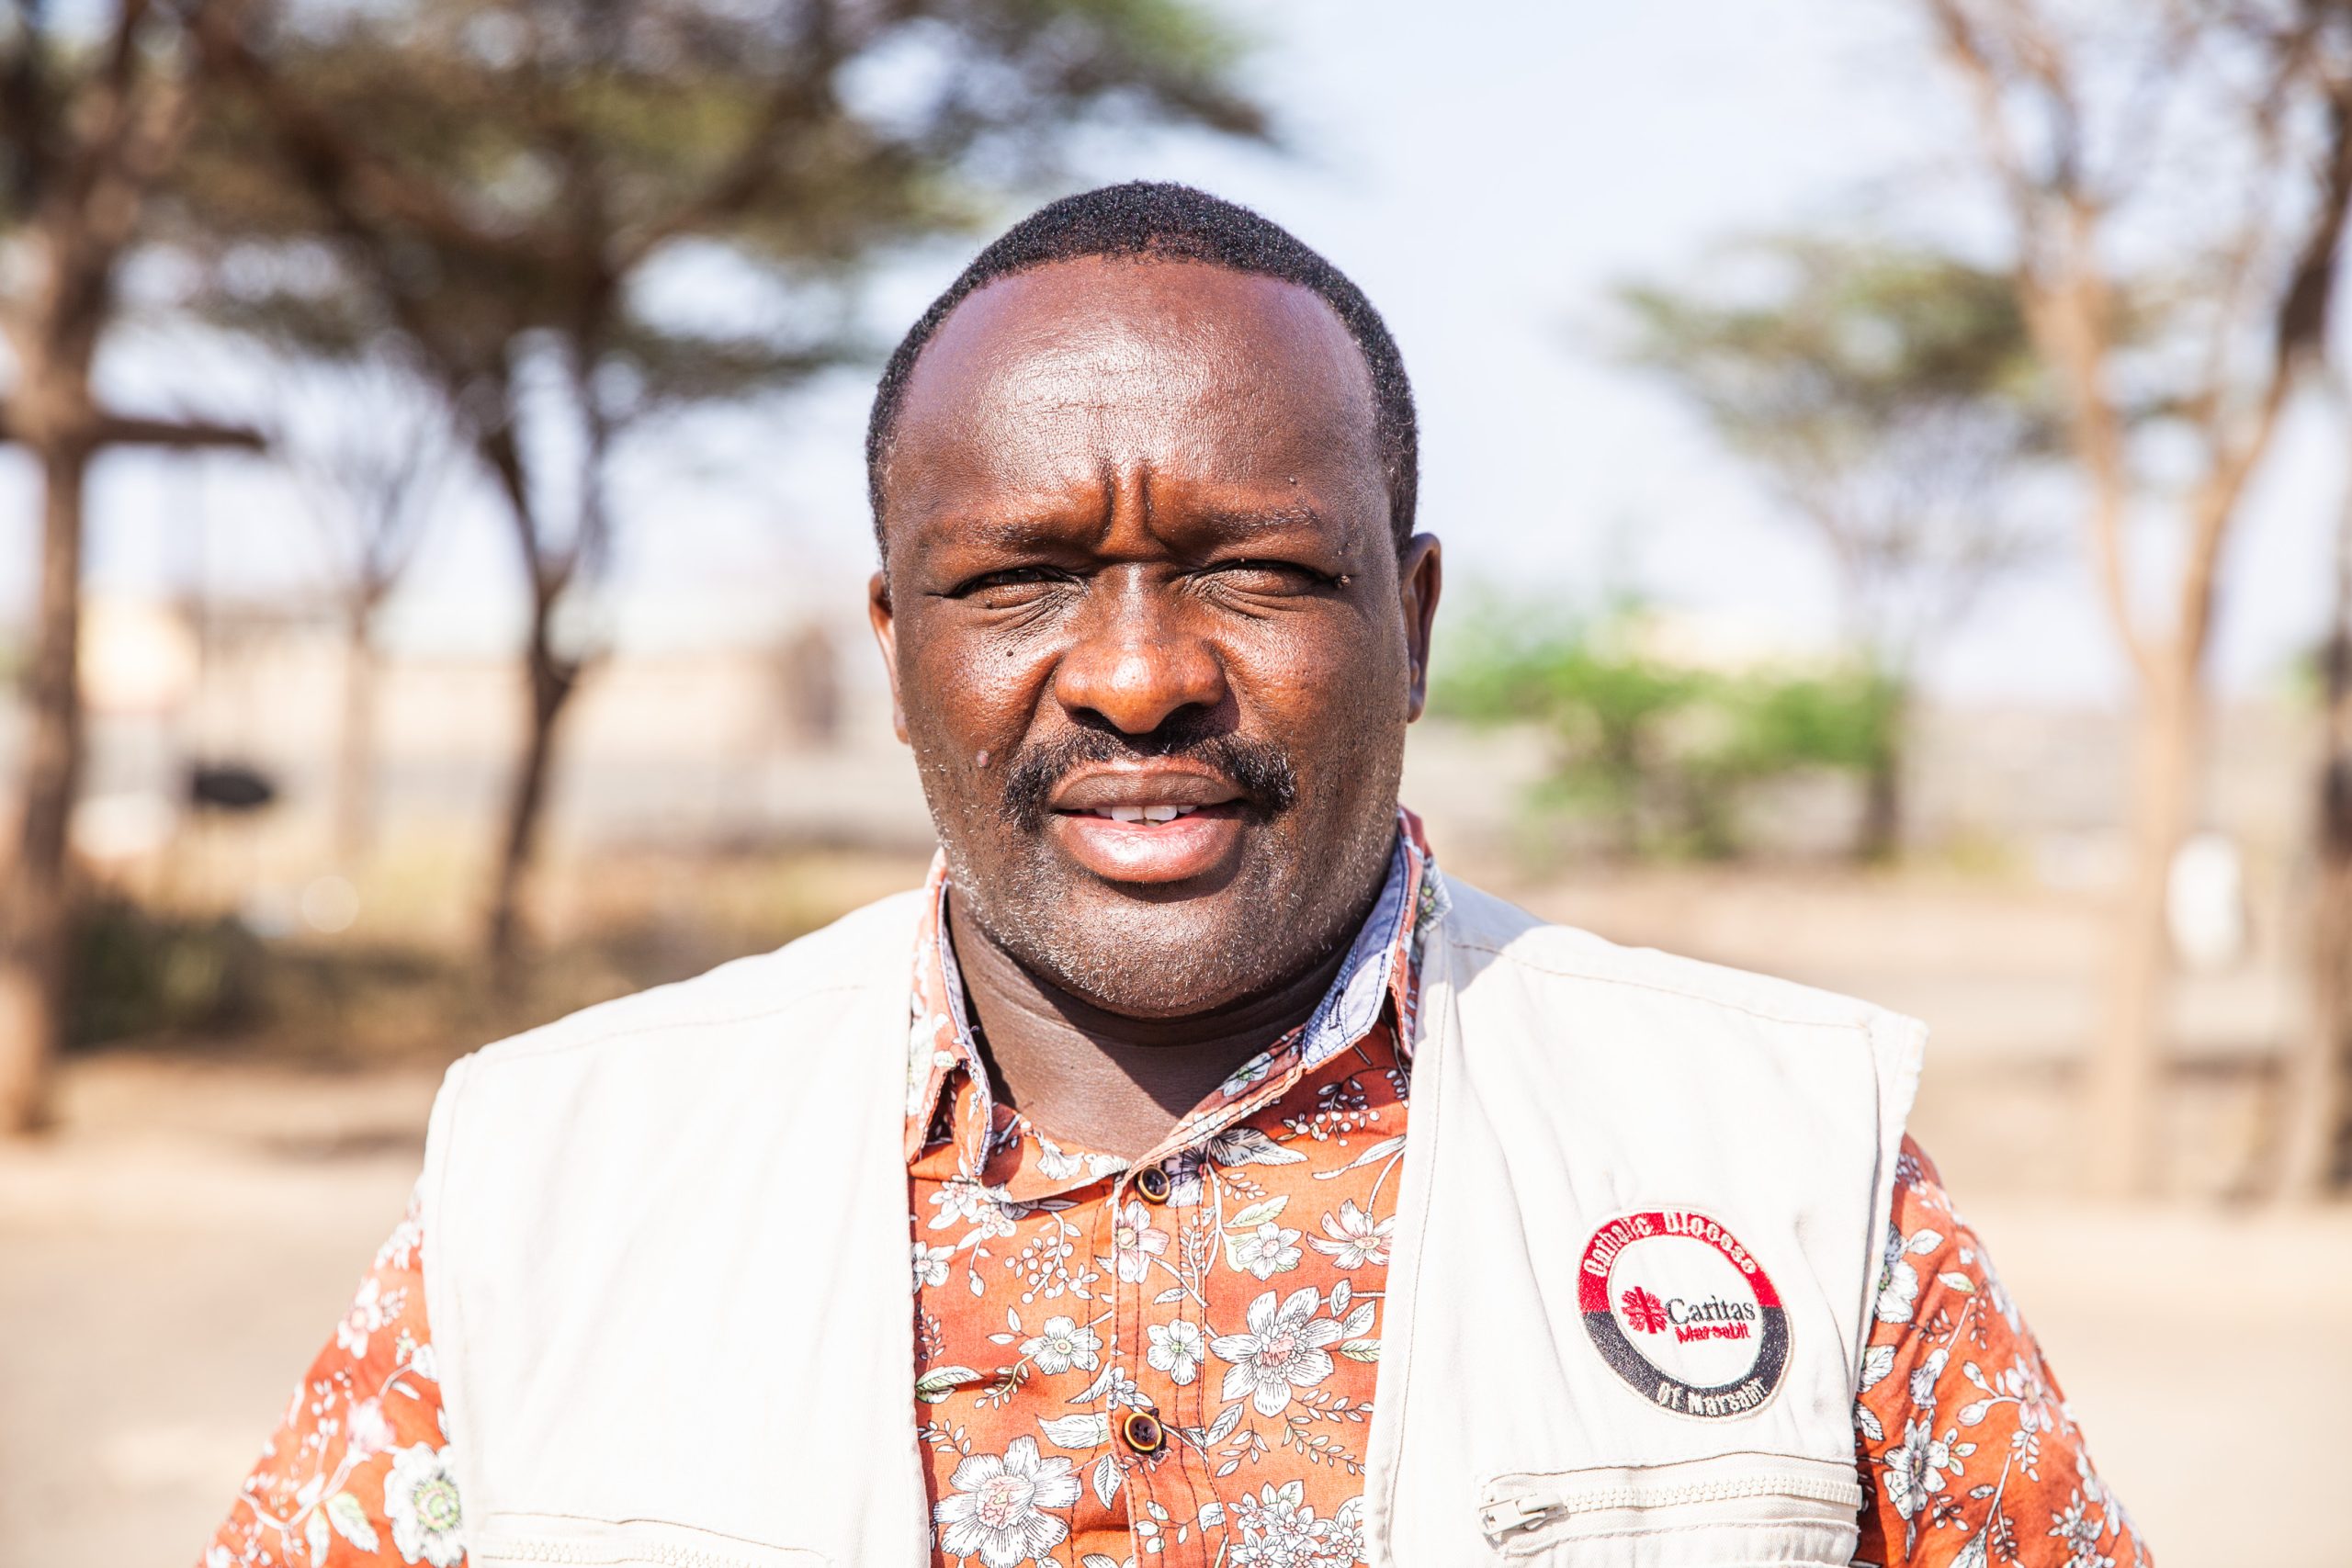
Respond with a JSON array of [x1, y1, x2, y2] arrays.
[[184, 0, 1264, 978], [1618, 238, 2061, 859], [1921, 0, 2352, 1194], [0, 1, 258, 1133]]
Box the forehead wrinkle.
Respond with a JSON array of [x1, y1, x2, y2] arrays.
[[1161, 505, 1345, 549], [887, 261, 1384, 550], [922, 264, 1372, 440]]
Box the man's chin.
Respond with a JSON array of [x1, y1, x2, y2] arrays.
[[975, 878, 1306, 1019]]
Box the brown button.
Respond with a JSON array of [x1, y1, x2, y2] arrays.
[[1134, 1164, 1171, 1203], [1121, 1409, 1167, 1456]]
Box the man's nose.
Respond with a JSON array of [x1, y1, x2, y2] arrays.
[[1051, 576, 1227, 736]]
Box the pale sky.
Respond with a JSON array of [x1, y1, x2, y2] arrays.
[[6, 0, 2344, 704]]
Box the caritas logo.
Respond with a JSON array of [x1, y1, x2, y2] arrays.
[[1618, 1283, 1758, 1343], [1578, 1208, 1791, 1420]]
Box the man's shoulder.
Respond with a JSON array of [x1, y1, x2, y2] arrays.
[[1437, 872, 1917, 1040], [456, 886, 927, 1077]]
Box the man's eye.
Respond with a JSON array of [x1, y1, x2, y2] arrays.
[[950, 567, 1068, 598], [1202, 559, 1336, 592]]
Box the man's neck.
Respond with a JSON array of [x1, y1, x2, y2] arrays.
[[944, 891, 1355, 1162]]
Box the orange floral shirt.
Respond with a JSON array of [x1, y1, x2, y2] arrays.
[[902, 814, 1441, 1567], [206, 820, 2144, 1568]]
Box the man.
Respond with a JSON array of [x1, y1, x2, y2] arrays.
[[206, 183, 2144, 1568]]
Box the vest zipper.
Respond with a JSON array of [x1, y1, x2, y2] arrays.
[[469, 1524, 822, 1568], [473, 1540, 775, 1568], [1478, 1467, 1864, 1547]]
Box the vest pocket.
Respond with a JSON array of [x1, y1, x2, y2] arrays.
[[469, 1511, 831, 1568], [1476, 1453, 1862, 1564]]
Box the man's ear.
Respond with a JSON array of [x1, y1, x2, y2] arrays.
[[1397, 534, 1442, 721], [867, 569, 909, 744]]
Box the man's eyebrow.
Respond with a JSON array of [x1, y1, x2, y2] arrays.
[[922, 503, 1338, 551], [1188, 504, 1335, 538], [922, 513, 1092, 552]]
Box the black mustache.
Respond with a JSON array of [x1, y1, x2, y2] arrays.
[[998, 720, 1299, 833]]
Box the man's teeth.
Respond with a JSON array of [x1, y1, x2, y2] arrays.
[[1095, 804, 1201, 824]]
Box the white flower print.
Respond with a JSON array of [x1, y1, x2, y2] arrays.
[[2049, 1492, 2115, 1568], [374, 1203, 424, 1272], [1146, 1318, 1205, 1385], [1230, 1222, 1304, 1280], [335, 1277, 400, 1359], [1199, 1124, 1309, 1169], [1327, 1495, 1367, 1564], [345, 1397, 395, 1461], [1034, 1134, 1087, 1182], [1102, 1200, 1171, 1282], [933, 1436, 1082, 1568], [1908, 1346, 1949, 1411], [1213, 1287, 1345, 1416], [913, 1241, 954, 1290], [1033, 1135, 1125, 1185], [1217, 1050, 1280, 1098], [1875, 1224, 1940, 1324], [1020, 1314, 1101, 1375], [1882, 1414, 1961, 1523], [1160, 1148, 1210, 1206], [908, 1007, 955, 1115], [1308, 1199, 1392, 1269], [2073, 1444, 2108, 1511], [382, 1442, 465, 1566], [1160, 1125, 1310, 1206], [1228, 1479, 1349, 1568], [931, 1179, 1021, 1240]]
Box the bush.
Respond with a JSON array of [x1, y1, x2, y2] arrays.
[[1438, 602, 1898, 859], [69, 893, 267, 1047]]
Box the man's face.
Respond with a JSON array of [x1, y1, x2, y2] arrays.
[[870, 257, 1441, 1018]]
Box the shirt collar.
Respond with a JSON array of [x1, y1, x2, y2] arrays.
[[902, 807, 1444, 1171]]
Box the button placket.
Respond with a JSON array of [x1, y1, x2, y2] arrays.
[[1110, 1167, 1217, 1563]]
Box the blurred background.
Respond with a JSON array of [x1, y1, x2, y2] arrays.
[[5, 2, 2351, 1563]]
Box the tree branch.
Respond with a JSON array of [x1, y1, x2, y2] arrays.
[[1931, 0, 2153, 684], [184, 5, 541, 266], [2176, 47, 2352, 669], [0, 400, 263, 448], [613, 72, 840, 272]]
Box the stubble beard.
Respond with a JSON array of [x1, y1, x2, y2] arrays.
[[936, 766, 1404, 1021]]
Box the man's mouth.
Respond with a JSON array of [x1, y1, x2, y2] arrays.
[[1044, 771, 1249, 883], [1069, 803, 1212, 824]]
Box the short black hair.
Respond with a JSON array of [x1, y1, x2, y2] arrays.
[[865, 181, 1418, 554]]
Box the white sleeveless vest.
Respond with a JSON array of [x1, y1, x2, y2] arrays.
[[422, 875, 1923, 1567]]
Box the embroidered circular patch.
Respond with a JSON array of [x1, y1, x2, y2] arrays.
[[1577, 1209, 1789, 1419]]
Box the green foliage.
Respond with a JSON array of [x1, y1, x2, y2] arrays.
[[1438, 600, 1900, 860], [165, 0, 1268, 414], [69, 893, 266, 1048], [1617, 240, 2050, 450], [1613, 236, 2059, 674]]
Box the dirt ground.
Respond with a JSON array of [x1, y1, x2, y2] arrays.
[[7, 863, 2352, 1567]]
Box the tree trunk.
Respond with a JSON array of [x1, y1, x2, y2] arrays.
[[1855, 682, 1907, 863], [1857, 756, 1903, 863], [334, 605, 379, 867], [484, 603, 580, 988], [2276, 467, 2352, 1199], [2084, 657, 2199, 1197], [2278, 746, 2352, 1196], [0, 412, 93, 1133]]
